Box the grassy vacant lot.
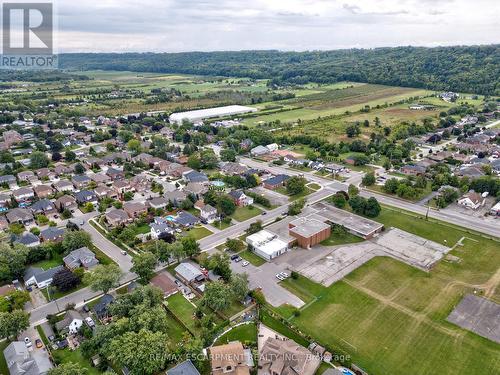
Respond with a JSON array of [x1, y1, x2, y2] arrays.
[[239, 250, 266, 267], [320, 231, 364, 247], [214, 323, 257, 346], [0, 340, 9, 374], [166, 293, 198, 334], [52, 348, 101, 375], [231, 206, 262, 222], [279, 208, 500, 375], [186, 226, 213, 240]]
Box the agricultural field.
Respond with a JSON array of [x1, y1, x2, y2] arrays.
[[277, 208, 500, 375]]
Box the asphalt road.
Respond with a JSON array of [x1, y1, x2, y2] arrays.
[[239, 158, 500, 239], [28, 215, 137, 326]]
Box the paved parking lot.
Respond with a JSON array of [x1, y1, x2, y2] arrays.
[[230, 258, 304, 308]]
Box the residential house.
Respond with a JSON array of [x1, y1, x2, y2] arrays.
[[0, 174, 16, 187], [250, 145, 269, 157], [13, 187, 34, 202], [93, 294, 114, 321], [106, 167, 125, 180], [55, 310, 84, 334], [54, 195, 77, 212], [210, 342, 251, 375], [183, 170, 209, 184], [72, 175, 91, 189], [105, 209, 130, 227], [40, 227, 65, 242], [75, 190, 98, 205], [63, 247, 99, 270], [3, 341, 53, 375], [0, 192, 10, 211], [2, 130, 23, 146], [30, 199, 56, 216], [149, 196, 169, 210], [123, 202, 147, 218], [94, 185, 118, 200], [221, 162, 249, 176], [165, 190, 188, 207], [401, 164, 427, 176], [457, 191, 486, 210], [35, 168, 56, 180], [150, 272, 178, 297], [228, 190, 254, 207], [17, 170, 36, 182], [239, 139, 253, 151], [175, 211, 199, 228], [90, 173, 111, 185], [150, 220, 174, 239], [53, 179, 74, 193], [14, 232, 40, 248], [113, 180, 131, 195], [6, 208, 34, 225], [259, 336, 320, 375], [263, 174, 289, 190], [54, 164, 72, 176], [24, 265, 64, 288], [195, 202, 218, 223], [174, 262, 205, 284], [0, 216, 8, 230], [33, 184, 54, 199], [130, 175, 152, 193], [184, 182, 208, 199], [167, 360, 200, 375]]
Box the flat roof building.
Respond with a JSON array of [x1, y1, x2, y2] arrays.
[[169, 105, 257, 124], [312, 202, 384, 239], [289, 217, 331, 249], [246, 230, 289, 261]]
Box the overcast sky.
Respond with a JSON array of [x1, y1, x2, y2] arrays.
[[54, 0, 499, 52]]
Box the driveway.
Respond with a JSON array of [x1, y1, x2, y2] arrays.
[[230, 259, 304, 308]]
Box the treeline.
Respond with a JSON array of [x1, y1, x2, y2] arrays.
[[58, 45, 500, 94], [0, 70, 90, 82]]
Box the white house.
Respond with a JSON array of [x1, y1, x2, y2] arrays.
[[55, 310, 84, 334], [457, 191, 486, 210], [246, 230, 289, 261], [24, 266, 64, 289]]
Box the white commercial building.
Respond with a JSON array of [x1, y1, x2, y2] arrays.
[[246, 230, 289, 261], [169, 105, 257, 125]]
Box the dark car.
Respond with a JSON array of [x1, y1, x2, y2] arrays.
[[230, 254, 239, 261]]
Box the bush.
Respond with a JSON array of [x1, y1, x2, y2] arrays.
[[291, 271, 299, 279]]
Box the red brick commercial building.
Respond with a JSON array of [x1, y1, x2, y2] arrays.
[[288, 217, 331, 249]]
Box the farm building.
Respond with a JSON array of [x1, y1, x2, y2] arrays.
[[169, 105, 257, 124]]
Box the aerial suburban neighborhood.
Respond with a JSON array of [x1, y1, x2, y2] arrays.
[[0, 2, 499, 375]]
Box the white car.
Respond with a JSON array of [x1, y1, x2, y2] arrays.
[[275, 273, 284, 281], [279, 272, 289, 279], [24, 337, 32, 348], [242, 261, 250, 267], [85, 317, 95, 328]]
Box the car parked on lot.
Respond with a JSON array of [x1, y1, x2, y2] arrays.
[[24, 337, 32, 348], [275, 273, 284, 281], [35, 339, 43, 348], [242, 261, 249, 267], [85, 317, 95, 328], [279, 272, 289, 279]]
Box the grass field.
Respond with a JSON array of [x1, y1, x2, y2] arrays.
[[52, 348, 101, 375], [231, 206, 263, 222], [239, 249, 266, 266], [214, 322, 257, 346], [320, 231, 364, 246], [186, 226, 213, 240], [0, 340, 9, 374], [278, 207, 500, 375], [166, 293, 198, 334]]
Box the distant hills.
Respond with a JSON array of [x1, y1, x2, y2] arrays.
[[56, 45, 500, 95]]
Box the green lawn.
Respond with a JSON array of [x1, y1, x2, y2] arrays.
[[239, 250, 266, 267], [52, 348, 101, 375], [214, 322, 257, 346], [280, 275, 326, 304], [163, 308, 190, 343], [166, 293, 198, 334], [260, 310, 309, 348], [315, 362, 335, 375], [320, 231, 364, 246], [186, 226, 213, 240], [42, 279, 89, 301], [211, 220, 233, 230], [275, 187, 313, 201], [133, 223, 151, 235], [307, 183, 322, 191], [31, 254, 63, 270], [231, 206, 263, 222], [36, 325, 49, 345], [0, 340, 9, 374]]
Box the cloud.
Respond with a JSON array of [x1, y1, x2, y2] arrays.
[[52, 0, 500, 52]]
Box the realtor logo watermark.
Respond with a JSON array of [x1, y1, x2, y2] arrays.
[[1, 1, 57, 69]]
